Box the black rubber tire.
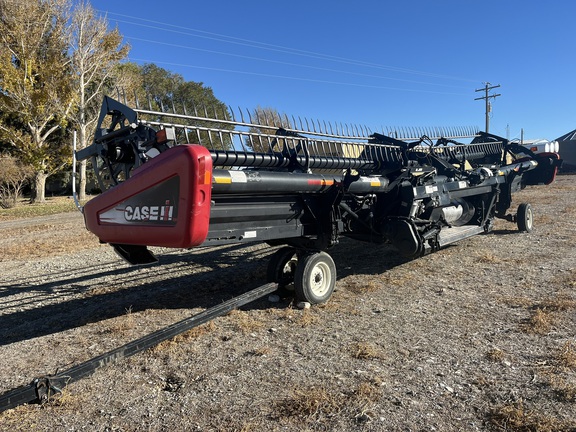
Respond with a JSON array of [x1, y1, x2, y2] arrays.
[[294, 251, 336, 304], [517, 203, 533, 233], [266, 247, 298, 286]]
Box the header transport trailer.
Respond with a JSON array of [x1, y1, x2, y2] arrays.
[[76, 96, 562, 305]]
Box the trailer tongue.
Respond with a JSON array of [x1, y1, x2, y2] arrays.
[[76, 96, 561, 304]]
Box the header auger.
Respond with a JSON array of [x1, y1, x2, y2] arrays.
[[76, 96, 561, 305]]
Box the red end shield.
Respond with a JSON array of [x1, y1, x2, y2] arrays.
[[83, 145, 213, 248]]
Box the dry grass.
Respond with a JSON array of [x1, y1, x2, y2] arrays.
[[500, 296, 535, 308], [475, 252, 500, 264], [227, 309, 266, 333], [0, 224, 100, 260], [248, 346, 272, 357], [509, 293, 576, 335], [557, 341, 576, 369], [279, 307, 322, 327], [548, 374, 576, 402], [345, 278, 380, 294], [275, 380, 382, 423], [521, 308, 555, 334], [148, 321, 217, 355], [350, 341, 385, 360], [486, 348, 506, 362], [488, 402, 576, 432], [541, 294, 576, 311], [276, 386, 344, 419], [102, 307, 136, 334], [0, 197, 81, 221]]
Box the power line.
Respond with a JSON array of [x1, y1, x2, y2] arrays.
[[128, 57, 470, 96], [126, 36, 470, 91], [98, 10, 479, 84]]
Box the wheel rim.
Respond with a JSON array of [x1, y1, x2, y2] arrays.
[[308, 262, 332, 297], [526, 208, 533, 230], [279, 258, 297, 284]]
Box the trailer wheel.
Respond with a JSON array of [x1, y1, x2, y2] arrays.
[[294, 252, 336, 304], [517, 203, 533, 233], [266, 247, 298, 287]]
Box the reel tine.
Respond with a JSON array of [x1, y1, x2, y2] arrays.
[[247, 108, 254, 125], [134, 90, 140, 110]]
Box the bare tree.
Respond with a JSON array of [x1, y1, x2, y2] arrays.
[[0, 0, 75, 203], [0, 154, 33, 208], [69, 1, 129, 200]]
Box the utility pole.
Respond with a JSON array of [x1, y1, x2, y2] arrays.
[[475, 82, 501, 133]]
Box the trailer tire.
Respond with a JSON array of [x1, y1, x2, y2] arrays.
[[294, 252, 336, 304], [517, 203, 533, 233], [266, 247, 298, 287]]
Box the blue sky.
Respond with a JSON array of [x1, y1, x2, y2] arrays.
[[90, 0, 573, 141]]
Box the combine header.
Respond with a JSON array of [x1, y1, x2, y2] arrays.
[[76, 96, 561, 304]]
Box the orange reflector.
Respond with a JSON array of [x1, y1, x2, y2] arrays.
[[197, 155, 212, 185]]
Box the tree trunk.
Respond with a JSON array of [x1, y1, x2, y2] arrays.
[[79, 159, 87, 201], [30, 171, 48, 203]]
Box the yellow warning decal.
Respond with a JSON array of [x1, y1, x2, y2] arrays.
[[213, 176, 232, 184]]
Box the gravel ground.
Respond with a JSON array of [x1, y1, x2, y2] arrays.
[[0, 175, 575, 431]]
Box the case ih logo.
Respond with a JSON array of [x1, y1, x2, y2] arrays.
[[124, 200, 174, 222], [97, 176, 180, 226]]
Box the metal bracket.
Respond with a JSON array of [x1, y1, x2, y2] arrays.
[[32, 374, 70, 404]]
